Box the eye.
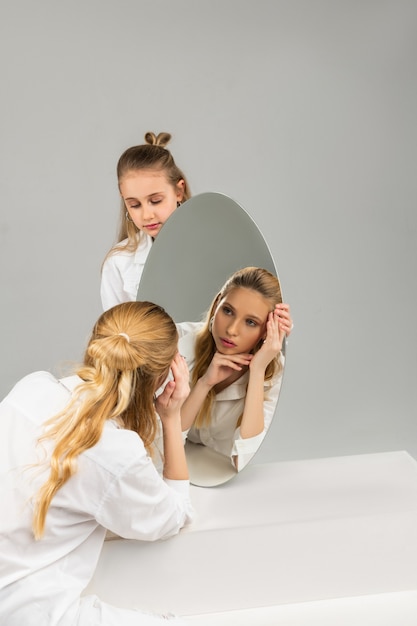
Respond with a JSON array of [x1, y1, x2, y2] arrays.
[[222, 306, 233, 316], [150, 198, 163, 205], [128, 203, 141, 209], [246, 319, 257, 327]]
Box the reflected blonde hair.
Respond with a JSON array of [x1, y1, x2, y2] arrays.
[[104, 131, 191, 263], [33, 301, 178, 539], [192, 267, 283, 428]]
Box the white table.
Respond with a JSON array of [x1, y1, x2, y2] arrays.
[[85, 451, 417, 623]]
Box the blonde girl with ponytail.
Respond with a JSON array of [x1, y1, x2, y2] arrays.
[[0, 301, 193, 626], [101, 131, 192, 311]]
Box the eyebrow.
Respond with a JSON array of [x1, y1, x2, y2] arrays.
[[223, 300, 263, 323], [124, 191, 164, 201]]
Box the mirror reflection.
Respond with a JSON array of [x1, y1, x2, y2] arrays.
[[138, 193, 289, 486], [178, 266, 289, 476]]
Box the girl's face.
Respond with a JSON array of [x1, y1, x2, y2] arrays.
[[212, 287, 271, 355], [120, 169, 184, 238]]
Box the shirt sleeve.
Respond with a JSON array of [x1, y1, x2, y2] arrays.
[[101, 255, 131, 311], [231, 362, 284, 471], [94, 447, 194, 542]]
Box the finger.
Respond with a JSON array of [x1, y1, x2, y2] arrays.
[[216, 354, 252, 368], [170, 356, 180, 379], [269, 311, 280, 334], [275, 307, 291, 321], [276, 311, 293, 331], [216, 359, 245, 372], [176, 353, 189, 375], [171, 353, 187, 379], [160, 380, 176, 402], [276, 303, 290, 312], [214, 350, 253, 362]]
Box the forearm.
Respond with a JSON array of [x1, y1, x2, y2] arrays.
[[162, 418, 189, 480], [180, 378, 212, 431], [239, 370, 266, 439]]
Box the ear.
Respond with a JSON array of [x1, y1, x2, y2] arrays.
[[176, 179, 185, 201]]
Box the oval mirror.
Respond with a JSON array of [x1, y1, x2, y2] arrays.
[[137, 192, 285, 487]]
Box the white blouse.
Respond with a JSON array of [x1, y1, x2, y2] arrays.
[[177, 321, 283, 471], [100, 233, 153, 311], [0, 371, 193, 626]]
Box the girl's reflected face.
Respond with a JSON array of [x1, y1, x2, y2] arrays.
[[121, 169, 184, 238], [212, 287, 270, 355]]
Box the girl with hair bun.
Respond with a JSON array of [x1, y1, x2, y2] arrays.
[[179, 266, 293, 471], [0, 301, 193, 625], [101, 131, 191, 311]]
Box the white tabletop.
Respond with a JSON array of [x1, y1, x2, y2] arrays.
[[85, 451, 417, 619]]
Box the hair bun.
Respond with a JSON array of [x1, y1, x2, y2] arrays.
[[144, 131, 172, 148]]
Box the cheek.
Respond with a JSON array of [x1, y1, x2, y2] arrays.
[[130, 214, 142, 228], [156, 203, 176, 223], [247, 327, 264, 348]]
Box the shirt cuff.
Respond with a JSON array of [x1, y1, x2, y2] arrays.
[[163, 478, 190, 496]]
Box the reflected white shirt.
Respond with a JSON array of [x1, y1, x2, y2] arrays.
[[0, 371, 193, 626], [177, 321, 283, 471], [100, 234, 153, 311]]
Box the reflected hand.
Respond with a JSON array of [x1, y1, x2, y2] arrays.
[[250, 308, 285, 373], [155, 353, 190, 423], [201, 352, 253, 388], [275, 303, 293, 336]]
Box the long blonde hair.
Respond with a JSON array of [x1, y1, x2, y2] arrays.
[[104, 131, 192, 262], [192, 267, 283, 428], [33, 301, 178, 539]]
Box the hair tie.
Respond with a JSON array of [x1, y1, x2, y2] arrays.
[[118, 333, 130, 343]]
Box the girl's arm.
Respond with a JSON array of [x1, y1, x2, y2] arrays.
[[239, 306, 287, 440], [180, 376, 212, 432], [155, 354, 190, 480]]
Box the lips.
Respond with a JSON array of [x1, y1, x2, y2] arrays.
[[220, 337, 236, 348], [144, 223, 161, 231]]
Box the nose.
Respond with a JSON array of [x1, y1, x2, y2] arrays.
[[226, 319, 239, 336], [142, 204, 155, 221]]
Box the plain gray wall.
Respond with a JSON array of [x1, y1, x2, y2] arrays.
[[1, 0, 416, 463]]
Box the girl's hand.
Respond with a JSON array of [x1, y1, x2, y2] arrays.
[[250, 308, 285, 373], [155, 353, 190, 423], [276, 303, 293, 336], [201, 351, 253, 388]]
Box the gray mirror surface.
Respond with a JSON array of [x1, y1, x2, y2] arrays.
[[137, 192, 284, 486]]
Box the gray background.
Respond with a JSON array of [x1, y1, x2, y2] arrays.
[[1, 1, 416, 463]]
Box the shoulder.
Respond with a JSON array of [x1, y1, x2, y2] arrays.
[[105, 235, 152, 264], [6, 371, 61, 397], [1, 371, 72, 421], [176, 320, 204, 339]]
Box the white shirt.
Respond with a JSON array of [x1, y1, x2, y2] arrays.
[[177, 322, 283, 471], [0, 371, 193, 626], [100, 234, 153, 311]]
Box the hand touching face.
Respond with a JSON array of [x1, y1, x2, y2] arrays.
[[249, 306, 287, 373], [210, 289, 293, 377], [274, 303, 293, 336], [155, 353, 190, 422]]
